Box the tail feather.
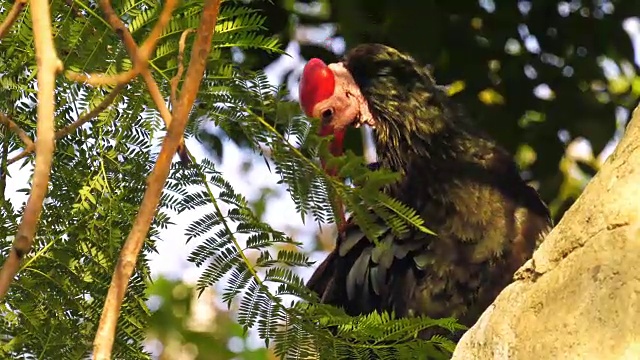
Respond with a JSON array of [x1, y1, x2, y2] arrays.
[[306, 249, 338, 302]]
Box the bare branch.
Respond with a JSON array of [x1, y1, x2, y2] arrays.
[[92, 0, 222, 357], [10, 0, 173, 164], [170, 29, 195, 106], [98, 0, 190, 165], [6, 144, 32, 165], [0, 0, 62, 299], [0, 0, 27, 39], [0, 113, 33, 148], [1, 126, 9, 203], [7, 86, 124, 166], [137, 0, 176, 61], [66, 69, 137, 86]]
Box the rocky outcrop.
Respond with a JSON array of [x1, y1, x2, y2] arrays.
[[452, 104, 640, 360]]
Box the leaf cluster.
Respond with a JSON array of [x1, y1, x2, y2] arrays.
[[178, 69, 459, 359], [0, 0, 281, 358]]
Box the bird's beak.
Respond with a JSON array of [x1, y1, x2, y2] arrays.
[[318, 124, 345, 177]]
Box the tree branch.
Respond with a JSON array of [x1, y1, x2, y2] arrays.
[[0, 126, 8, 203], [0, 0, 27, 39], [56, 85, 125, 138], [66, 69, 137, 87], [170, 29, 195, 106], [0, 0, 62, 299], [7, 86, 124, 166], [92, 0, 222, 358], [98, 0, 190, 165], [10, 0, 173, 167], [0, 113, 33, 148]]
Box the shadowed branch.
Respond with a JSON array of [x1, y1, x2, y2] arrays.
[[0, 113, 33, 148], [170, 29, 195, 106], [0, 0, 27, 39], [0, 0, 62, 299]]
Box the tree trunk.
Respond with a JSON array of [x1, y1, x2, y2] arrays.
[[452, 103, 640, 360]]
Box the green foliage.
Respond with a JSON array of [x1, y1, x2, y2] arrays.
[[304, 305, 464, 360], [173, 66, 459, 359], [197, 70, 433, 240], [0, 0, 284, 358], [1, 0, 465, 358], [147, 277, 270, 359]]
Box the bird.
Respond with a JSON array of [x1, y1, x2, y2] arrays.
[[299, 43, 552, 338]]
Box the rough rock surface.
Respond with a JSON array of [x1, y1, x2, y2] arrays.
[[451, 104, 640, 360]]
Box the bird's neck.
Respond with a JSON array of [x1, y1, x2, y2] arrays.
[[371, 110, 495, 218], [373, 118, 461, 177], [373, 126, 459, 210]]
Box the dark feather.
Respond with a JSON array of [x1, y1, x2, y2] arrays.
[[306, 43, 552, 341]]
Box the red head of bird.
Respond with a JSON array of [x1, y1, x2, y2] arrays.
[[299, 58, 375, 175]]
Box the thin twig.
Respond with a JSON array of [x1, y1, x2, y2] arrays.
[[0, 113, 34, 148], [7, 85, 124, 166], [92, 1, 221, 357], [66, 69, 136, 86], [98, 0, 190, 165], [1, 125, 8, 203], [0, 0, 27, 39], [0, 0, 62, 300], [170, 29, 195, 106], [65, 1, 175, 88], [5, 143, 32, 165], [56, 85, 125, 138]]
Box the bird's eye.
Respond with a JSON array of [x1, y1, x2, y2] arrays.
[[321, 108, 334, 123]]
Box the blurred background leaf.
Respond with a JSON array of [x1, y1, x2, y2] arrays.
[[146, 277, 274, 359]]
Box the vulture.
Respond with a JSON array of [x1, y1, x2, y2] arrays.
[[299, 43, 552, 338]]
